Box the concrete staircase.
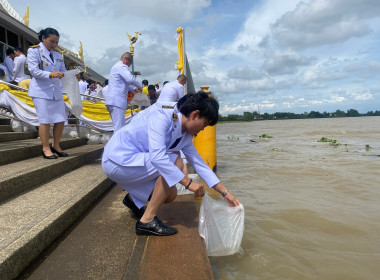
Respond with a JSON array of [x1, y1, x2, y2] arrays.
[[0, 117, 114, 280]]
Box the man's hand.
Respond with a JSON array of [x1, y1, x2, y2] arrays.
[[187, 181, 205, 197]]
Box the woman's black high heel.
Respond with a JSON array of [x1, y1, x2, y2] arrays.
[[50, 146, 68, 157], [42, 150, 58, 159]]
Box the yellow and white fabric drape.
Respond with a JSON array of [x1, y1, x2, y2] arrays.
[[0, 84, 140, 131]]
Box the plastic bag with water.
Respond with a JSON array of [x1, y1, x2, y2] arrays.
[[199, 192, 244, 256]]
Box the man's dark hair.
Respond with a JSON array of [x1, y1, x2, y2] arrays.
[[148, 85, 155, 91], [0, 56, 3, 63], [163, 81, 169, 86], [177, 92, 219, 126], [15, 47, 23, 53], [38, 27, 60, 42], [104, 79, 108, 85], [0, 69, 5, 79], [6, 48, 14, 56], [142, 79, 149, 86]]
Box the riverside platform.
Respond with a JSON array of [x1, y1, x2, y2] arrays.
[[18, 187, 213, 280]]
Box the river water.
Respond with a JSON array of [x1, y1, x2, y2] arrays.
[[209, 116, 380, 280]]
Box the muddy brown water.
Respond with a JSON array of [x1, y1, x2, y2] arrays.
[[210, 116, 380, 280]]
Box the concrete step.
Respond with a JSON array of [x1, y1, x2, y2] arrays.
[[0, 137, 88, 165], [0, 131, 38, 143], [0, 144, 105, 203], [0, 125, 12, 132], [18, 186, 137, 280], [0, 118, 11, 125], [0, 159, 114, 280], [16, 192, 214, 280]]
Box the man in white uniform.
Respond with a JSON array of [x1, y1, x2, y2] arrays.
[[157, 75, 186, 103], [105, 52, 142, 131], [12, 47, 30, 83]]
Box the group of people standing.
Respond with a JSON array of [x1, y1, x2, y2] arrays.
[[0, 47, 30, 86], [22, 26, 240, 237]]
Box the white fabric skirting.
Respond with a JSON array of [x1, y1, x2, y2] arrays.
[[0, 89, 134, 131]]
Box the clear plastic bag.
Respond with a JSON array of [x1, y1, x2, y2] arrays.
[[60, 69, 82, 117], [199, 192, 244, 256]]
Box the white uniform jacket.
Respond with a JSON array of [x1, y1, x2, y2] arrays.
[[157, 80, 185, 102], [0, 64, 11, 82], [4, 56, 14, 79], [12, 54, 30, 82], [103, 104, 220, 189], [27, 42, 66, 100], [105, 61, 142, 109]]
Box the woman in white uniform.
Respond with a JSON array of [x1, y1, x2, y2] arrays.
[[102, 92, 240, 236], [28, 28, 68, 159]]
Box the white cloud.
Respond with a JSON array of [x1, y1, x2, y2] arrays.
[[227, 65, 265, 80], [83, 0, 211, 23], [262, 52, 313, 75], [271, 0, 380, 50]]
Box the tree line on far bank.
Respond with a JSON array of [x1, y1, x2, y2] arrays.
[[219, 109, 380, 122]]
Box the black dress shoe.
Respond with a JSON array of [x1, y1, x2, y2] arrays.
[[123, 194, 145, 218], [136, 216, 178, 236], [41, 150, 57, 159], [50, 146, 68, 157]]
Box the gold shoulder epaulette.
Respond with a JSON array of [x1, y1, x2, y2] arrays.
[[29, 45, 39, 48], [162, 105, 174, 109]]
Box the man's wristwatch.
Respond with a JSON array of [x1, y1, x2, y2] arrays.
[[221, 190, 229, 197]]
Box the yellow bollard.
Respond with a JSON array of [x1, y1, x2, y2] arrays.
[[193, 85, 217, 172]]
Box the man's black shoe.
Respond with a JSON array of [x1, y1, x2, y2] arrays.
[[123, 194, 145, 218], [136, 216, 178, 236]]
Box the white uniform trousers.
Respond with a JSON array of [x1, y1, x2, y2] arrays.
[[102, 153, 178, 209], [106, 105, 126, 132]]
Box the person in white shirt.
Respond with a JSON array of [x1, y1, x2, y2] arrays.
[[105, 52, 142, 131], [78, 75, 88, 101], [0, 57, 11, 82], [4, 48, 15, 79], [12, 47, 30, 83], [102, 79, 108, 100], [157, 75, 186, 103]]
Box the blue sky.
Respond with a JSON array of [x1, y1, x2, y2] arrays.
[[9, 0, 380, 115]]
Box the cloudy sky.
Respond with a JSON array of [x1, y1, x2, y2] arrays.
[[10, 0, 380, 115]]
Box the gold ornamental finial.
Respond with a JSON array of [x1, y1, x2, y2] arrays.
[[126, 31, 142, 56], [23, 5, 29, 26], [78, 41, 84, 61]]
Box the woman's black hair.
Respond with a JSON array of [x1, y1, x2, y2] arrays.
[[38, 28, 60, 42], [177, 91, 219, 126]]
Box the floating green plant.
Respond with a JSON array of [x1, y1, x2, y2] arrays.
[[365, 145, 372, 151], [270, 145, 285, 152], [227, 135, 240, 141], [318, 137, 340, 147], [259, 133, 273, 138]]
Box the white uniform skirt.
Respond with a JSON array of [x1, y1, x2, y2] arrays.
[[32, 97, 67, 124], [102, 153, 178, 209]]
